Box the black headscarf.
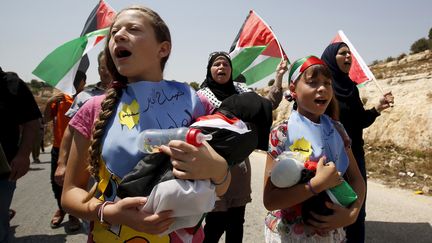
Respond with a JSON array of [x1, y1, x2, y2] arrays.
[[200, 52, 237, 101], [321, 42, 356, 99]]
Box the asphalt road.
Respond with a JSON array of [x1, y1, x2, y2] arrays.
[[8, 150, 432, 242]]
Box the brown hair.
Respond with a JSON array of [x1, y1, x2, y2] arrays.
[[87, 6, 171, 191], [104, 5, 171, 84], [291, 64, 340, 120]]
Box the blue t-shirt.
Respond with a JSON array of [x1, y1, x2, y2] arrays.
[[101, 80, 205, 178], [269, 110, 349, 174]]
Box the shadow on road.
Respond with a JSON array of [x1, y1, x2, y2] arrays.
[[366, 221, 432, 242], [9, 226, 67, 243]]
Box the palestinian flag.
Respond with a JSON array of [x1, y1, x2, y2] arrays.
[[32, 0, 115, 95], [229, 10, 287, 86], [331, 30, 376, 86]]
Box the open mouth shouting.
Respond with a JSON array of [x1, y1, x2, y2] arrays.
[[216, 70, 227, 78], [314, 97, 329, 106], [344, 61, 352, 69], [114, 47, 132, 61]]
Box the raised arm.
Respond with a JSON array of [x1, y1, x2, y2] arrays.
[[265, 59, 288, 110]]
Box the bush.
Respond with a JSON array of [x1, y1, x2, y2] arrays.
[[371, 60, 380, 65], [397, 53, 407, 60], [189, 81, 199, 91], [428, 27, 432, 40], [385, 56, 395, 62], [410, 38, 429, 54], [375, 73, 384, 79]]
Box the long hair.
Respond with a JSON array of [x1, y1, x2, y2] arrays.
[[86, 6, 171, 198]]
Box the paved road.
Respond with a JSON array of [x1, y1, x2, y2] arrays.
[[9, 151, 432, 242]]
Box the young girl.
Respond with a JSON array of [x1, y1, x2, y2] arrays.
[[263, 55, 366, 242], [61, 5, 230, 243]]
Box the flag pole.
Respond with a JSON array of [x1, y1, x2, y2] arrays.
[[371, 77, 385, 95]]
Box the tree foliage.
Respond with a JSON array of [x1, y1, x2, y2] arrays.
[[189, 81, 199, 91], [410, 38, 429, 54]]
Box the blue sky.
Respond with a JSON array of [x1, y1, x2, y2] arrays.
[[1, 0, 431, 88]]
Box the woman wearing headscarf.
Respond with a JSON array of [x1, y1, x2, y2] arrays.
[[321, 42, 394, 243], [197, 51, 285, 243]]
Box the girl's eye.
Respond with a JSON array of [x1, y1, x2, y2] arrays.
[[111, 29, 118, 36], [306, 79, 315, 85], [129, 25, 141, 31]]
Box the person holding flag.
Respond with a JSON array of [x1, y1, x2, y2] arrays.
[[321, 42, 394, 242]]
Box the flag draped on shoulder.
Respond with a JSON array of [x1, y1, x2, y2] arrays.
[[33, 0, 116, 95], [331, 30, 375, 85], [229, 10, 287, 86]]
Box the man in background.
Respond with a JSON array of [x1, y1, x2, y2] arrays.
[[0, 67, 41, 242]]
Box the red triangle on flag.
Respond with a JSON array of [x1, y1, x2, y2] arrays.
[[96, 0, 116, 29], [237, 11, 276, 48]]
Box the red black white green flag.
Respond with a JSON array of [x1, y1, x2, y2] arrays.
[[33, 0, 116, 95], [229, 10, 287, 86]]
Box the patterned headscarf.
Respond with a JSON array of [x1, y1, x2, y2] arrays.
[[288, 55, 326, 85]]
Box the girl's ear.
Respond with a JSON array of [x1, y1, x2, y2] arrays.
[[158, 41, 171, 58]]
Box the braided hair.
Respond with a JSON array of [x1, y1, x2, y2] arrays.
[[86, 5, 171, 191]]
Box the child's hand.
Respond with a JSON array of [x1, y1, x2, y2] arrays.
[[160, 140, 228, 181], [307, 201, 358, 231], [310, 157, 342, 192], [104, 197, 174, 235]]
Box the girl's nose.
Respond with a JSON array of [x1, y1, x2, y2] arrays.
[[317, 84, 327, 93], [113, 28, 127, 42]]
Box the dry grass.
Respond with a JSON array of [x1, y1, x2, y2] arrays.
[[365, 140, 432, 195]]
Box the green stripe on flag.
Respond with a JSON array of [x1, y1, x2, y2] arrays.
[[33, 37, 88, 86], [33, 28, 109, 86], [242, 57, 280, 85], [231, 46, 266, 79]]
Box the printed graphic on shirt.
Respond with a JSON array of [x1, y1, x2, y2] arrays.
[[289, 137, 312, 159], [119, 99, 140, 129]]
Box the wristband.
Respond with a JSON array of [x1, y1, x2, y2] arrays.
[[97, 201, 114, 227], [211, 166, 230, 186], [307, 180, 318, 196]]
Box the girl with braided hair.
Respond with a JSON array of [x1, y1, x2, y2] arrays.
[[61, 5, 230, 242]]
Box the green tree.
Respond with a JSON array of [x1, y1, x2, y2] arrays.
[[428, 27, 432, 40], [410, 38, 429, 54], [189, 82, 199, 91]]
